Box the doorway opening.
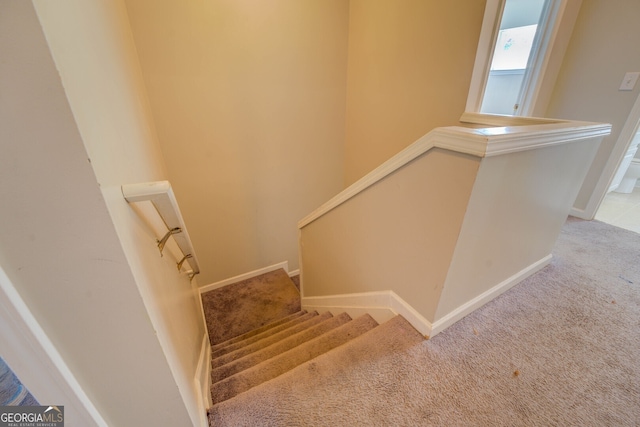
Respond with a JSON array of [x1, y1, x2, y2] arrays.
[[594, 107, 640, 234]]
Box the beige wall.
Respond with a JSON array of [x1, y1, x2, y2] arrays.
[[125, 0, 350, 284], [344, 0, 487, 185], [546, 0, 640, 212], [435, 138, 601, 321], [125, 0, 487, 284], [301, 149, 480, 319], [0, 1, 203, 425], [300, 117, 609, 335]]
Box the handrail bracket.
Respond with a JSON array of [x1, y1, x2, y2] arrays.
[[177, 254, 193, 271], [157, 227, 182, 256]]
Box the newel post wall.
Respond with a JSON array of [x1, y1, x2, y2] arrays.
[[433, 137, 602, 332]]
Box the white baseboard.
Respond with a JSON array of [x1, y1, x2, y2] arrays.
[[302, 290, 434, 338], [199, 261, 289, 294], [569, 206, 591, 220], [194, 333, 212, 426], [288, 269, 300, 277], [301, 255, 552, 339], [431, 254, 552, 336]]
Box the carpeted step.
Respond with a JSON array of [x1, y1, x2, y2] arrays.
[[210, 310, 307, 353], [208, 315, 423, 425], [211, 311, 319, 359], [212, 311, 337, 369], [212, 312, 352, 382], [202, 269, 301, 345], [211, 313, 379, 404]]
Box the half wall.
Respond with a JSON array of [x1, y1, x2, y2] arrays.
[[299, 113, 610, 337]]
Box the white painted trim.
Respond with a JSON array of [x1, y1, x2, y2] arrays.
[[302, 290, 434, 338], [465, 0, 504, 113], [194, 333, 212, 426], [569, 206, 588, 220], [533, 1, 583, 117], [478, 124, 610, 156], [302, 255, 552, 339], [0, 265, 108, 426], [299, 118, 610, 228], [195, 275, 209, 350], [431, 254, 552, 336], [199, 261, 289, 294], [459, 111, 563, 126], [516, 0, 565, 116], [288, 269, 300, 278], [385, 291, 434, 338], [580, 92, 640, 219]]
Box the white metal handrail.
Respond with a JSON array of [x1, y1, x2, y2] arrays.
[[122, 181, 200, 278]]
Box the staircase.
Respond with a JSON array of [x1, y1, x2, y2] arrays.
[[210, 310, 378, 404], [203, 268, 423, 424]]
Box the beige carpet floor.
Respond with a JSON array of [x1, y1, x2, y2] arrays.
[[209, 218, 640, 426]]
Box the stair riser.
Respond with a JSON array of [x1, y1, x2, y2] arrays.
[[211, 311, 319, 359], [212, 311, 335, 369], [212, 312, 352, 383], [211, 314, 379, 404], [210, 310, 307, 352]]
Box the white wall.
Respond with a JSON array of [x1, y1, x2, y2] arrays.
[[1, 1, 204, 425]]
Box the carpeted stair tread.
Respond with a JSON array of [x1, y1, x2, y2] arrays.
[[211, 312, 352, 382], [210, 310, 307, 353], [208, 315, 423, 425], [212, 311, 337, 369], [203, 269, 301, 345], [211, 311, 319, 359], [211, 313, 379, 404]]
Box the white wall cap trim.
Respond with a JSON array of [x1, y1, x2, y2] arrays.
[[299, 115, 611, 228]]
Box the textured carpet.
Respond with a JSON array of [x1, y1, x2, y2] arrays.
[[202, 269, 301, 345], [211, 312, 339, 372], [209, 218, 640, 426], [210, 311, 307, 354], [211, 314, 378, 404], [0, 357, 38, 406], [211, 312, 318, 361], [290, 275, 300, 291]]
